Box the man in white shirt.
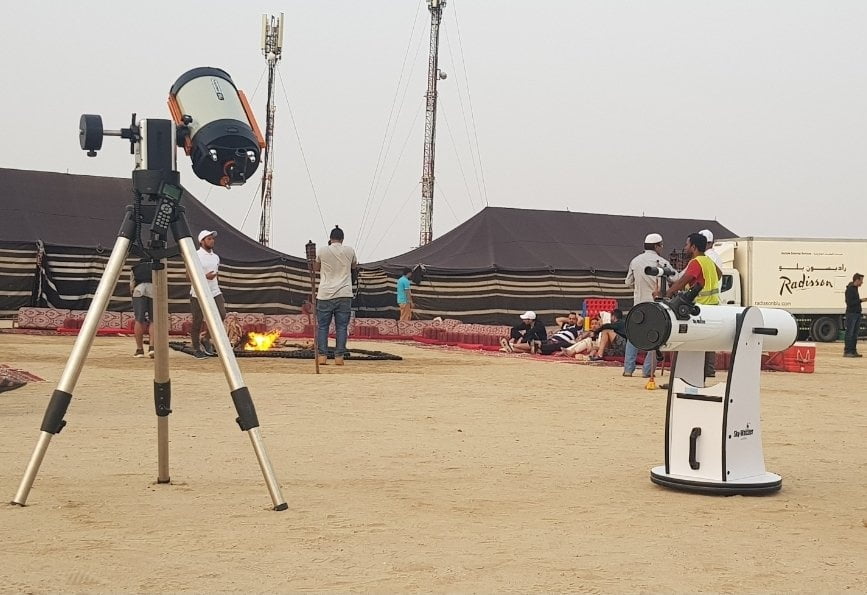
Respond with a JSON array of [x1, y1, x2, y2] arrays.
[[699, 229, 722, 269], [314, 225, 358, 366], [623, 233, 673, 377], [698, 229, 723, 378], [190, 229, 227, 359]]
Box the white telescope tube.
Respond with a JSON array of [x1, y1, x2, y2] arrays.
[[626, 303, 797, 353]]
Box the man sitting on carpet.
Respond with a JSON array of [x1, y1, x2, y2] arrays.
[[554, 311, 583, 331], [589, 309, 627, 361], [562, 317, 602, 358], [500, 311, 547, 353], [535, 324, 584, 355]]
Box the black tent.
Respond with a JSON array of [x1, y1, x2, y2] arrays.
[[0, 168, 311, 316], [356, 207, 735, 324]]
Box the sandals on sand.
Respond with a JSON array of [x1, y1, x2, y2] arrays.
[[499, 338, 514, 353]]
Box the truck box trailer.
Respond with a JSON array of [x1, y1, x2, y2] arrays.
[[715, 237, 867, 342]]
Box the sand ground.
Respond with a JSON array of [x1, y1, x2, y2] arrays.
[[1, 333, 866, 593]]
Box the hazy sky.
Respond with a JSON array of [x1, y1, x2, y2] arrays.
[[2, 1, 866, 261]]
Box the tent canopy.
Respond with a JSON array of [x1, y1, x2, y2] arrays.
[[0, 168, 310, 315], [0, 167, 301, 264], [368, 206, 735, 273]]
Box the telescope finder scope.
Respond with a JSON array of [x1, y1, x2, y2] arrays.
[[645, 265, 675, 277]]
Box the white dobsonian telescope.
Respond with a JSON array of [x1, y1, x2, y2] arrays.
[[626, 286, 797, 495]]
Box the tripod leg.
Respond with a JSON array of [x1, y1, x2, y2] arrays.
[[174, 218, 288, 511], [12, 212, 135, 506], [151, 259, 172, 483]]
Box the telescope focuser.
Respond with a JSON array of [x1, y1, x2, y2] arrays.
[[667, 283, 702, 320]]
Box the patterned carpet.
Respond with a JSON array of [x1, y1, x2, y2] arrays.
[[407, 342, 625, 367], [0, 364, 44, 384], [0, 328, 61, 336]]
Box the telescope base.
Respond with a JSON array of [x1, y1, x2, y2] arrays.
[[650, 466, 781, 496]]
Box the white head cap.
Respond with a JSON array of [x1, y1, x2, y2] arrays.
[[520, 311, 537, 320], [198, 230, 218, 243], [699, 229, 714, 243], [644, 233, 663, 245]]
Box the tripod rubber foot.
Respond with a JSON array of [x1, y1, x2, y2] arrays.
[[156, 479, 171, 484], [273, 502, 289, 511], [9, 501, 26, 507]]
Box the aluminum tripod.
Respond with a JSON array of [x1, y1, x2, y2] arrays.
[[11, 205, 288, 511]]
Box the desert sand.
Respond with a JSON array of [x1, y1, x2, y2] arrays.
[[1, 333, 866, 593]]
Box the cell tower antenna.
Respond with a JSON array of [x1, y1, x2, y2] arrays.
[[259, 13, 284, 247], [419, 0, 447, 246]]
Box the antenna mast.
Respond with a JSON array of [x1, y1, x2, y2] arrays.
[[259, 13, 284, 247], [419, 0, 447, 246]]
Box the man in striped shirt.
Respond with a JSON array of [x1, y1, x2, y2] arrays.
[[537, 323, 585, 355]]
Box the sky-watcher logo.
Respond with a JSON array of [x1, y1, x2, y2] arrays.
[[732, 422, 754, 438]]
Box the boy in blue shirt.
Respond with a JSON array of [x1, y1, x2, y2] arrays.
[[397, 267, 413, 321]]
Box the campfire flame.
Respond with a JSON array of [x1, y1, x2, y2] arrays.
[[244, 330, 282, 351]]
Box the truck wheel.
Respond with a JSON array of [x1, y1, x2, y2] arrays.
[[810, 317, 839, 342]]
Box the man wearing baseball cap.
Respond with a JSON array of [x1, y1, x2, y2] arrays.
[[623, 233, 673, 377], [189, 229, 226, 359], [500, 310, 548, 353]]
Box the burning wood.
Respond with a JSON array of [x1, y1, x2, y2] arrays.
[[244, 330, 282, 351]]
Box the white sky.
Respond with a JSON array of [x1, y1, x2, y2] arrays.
[[2, 1, 866, 261]]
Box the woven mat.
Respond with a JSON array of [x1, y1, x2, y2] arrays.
[[168, 342, 402, 361], [0, 328, 59, 336], [0, 364, 44, 383]]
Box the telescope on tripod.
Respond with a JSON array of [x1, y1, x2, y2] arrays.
[[12, 68, 288, 511]]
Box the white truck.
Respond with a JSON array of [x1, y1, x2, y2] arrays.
[[713, 237, 867, 342]]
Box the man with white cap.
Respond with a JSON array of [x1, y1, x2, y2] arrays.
[[697, 229, 723, 378], [189, 229, 226, 359], [500, 310, 547, 353], [623, 233, 673, 377], [699, 229, 722, 269]]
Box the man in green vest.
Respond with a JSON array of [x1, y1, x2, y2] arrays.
[[665, 232, 721, 304], [664, 232, 723, 377]]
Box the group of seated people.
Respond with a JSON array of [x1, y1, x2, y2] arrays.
[[499, 309, 627, 361]]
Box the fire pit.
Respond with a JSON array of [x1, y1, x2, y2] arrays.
[[243, 330, 282, 352], [169, 333, 402, 361]]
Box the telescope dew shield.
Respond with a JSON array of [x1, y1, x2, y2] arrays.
[[626, 302, 797, 353], [169, 67, 265, 187]]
